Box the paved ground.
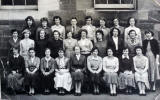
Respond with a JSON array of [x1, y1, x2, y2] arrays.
[[2, 91, 160, 100]]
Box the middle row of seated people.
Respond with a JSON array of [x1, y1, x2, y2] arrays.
[[7, 45, 156, 96]]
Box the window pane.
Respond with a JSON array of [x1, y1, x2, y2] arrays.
[[108, 0, 120, 4], [14, 0, 25, 5], [26, 0, 38, 5], [121, 0, 133, 4], [95, 0, 107, 4], [1, 0, 13, 5]]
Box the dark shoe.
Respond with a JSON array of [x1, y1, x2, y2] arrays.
[[110, 93, 113, 96], [78, 93, 81, 96], [74, 93, 78, 96]]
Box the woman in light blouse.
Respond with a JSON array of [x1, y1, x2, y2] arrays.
[[103, 48, 119, 96], [20, 29, 35, 60], [24, 48, 40, 95], [40, 48, 55, 94], [78, 29, 93, 57], [54, 49, 72, 95], [133, 46, 149, 96], [87, 47, 102, 94]]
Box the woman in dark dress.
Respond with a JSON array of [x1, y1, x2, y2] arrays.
[[95, 30, 108, 58], [87, 47, 102, 94], [70, 46, 86, 96], [35, 29, 48, 58], [23, 16, 36, 40], [8, 29, 21, 57], [36, 17, 52, 41], [118, 47, 135, 94], [40, 48, 55, 94], [24, 48, 40, 95], [47, 30, 63, 58], [143, 30, 160, 91], [7, 47, 25, 94], [108, 28, 124, 58]]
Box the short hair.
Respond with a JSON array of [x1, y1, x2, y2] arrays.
[[53, 30, 60, 36], [91, 47, 99, 53], [71, 17, 77, 21], [99, 17, 106, 22], [79, 29, 88, 38], [40, 17, 48, 23], [28, 47, 35, 52], [58, 48, 64, 53], [11, 29, 19, 35], [12, 47, 20, 53], [25, 16, 35, 26], [22, 29, 31, 35], [95, 29, 104, 41], [74, 45, 81, 51], [134, 46, 143, 53], [113, 17, 119, 22], [53, 16, 62, 22], [110, 28, 121, 37], [127, 17, 137, 26], [45, 48, 51, 53], [128, 30, 137, 36], [122, 47, 130, 53], [85, 16, 92, 21], [145, 30, 154, 36]]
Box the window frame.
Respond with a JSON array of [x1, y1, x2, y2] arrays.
[[0, 0, 38, 10], [94, 0, 137, 10]]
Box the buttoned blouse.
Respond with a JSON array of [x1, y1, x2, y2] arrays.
[[55, 57, 69, 69]]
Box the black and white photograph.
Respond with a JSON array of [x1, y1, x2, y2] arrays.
[[0, 0, 160, 100]]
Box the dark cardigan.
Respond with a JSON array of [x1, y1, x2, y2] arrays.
[[143, 39, 159, 58]]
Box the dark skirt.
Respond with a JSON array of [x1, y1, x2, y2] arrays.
[[7, 73, 24, 90], [24, 72, 39, 88], [90, 73, 101, 84], [41, 73, 54, 90], [71, 71, 84, 82]]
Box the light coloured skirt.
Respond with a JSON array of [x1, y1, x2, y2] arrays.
[[135, 72, 150, 89], [54, 71, 72, 91], [7, 73, 24, 90], [118, 73, 135, 89], [103, 72, 118, 85]]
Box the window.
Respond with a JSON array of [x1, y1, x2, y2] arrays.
[[94, 0, 136, 10], [0, 0, 38, 10]]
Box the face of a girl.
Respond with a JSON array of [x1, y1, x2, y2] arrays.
[[27, 19, 33, 26], [136, 48, 142, 56], [54, 32, 59, 39], [42, 21, 47, 27], [107, 49, 113, 56], [24, 32, 30, 38], [45, 49, 51, 57], [81, 31, 87, 39], [40, 30, 45, 38], [29, 50, 35, 57], [58, 51, 64, 58], [67, 32, 72, 39], [113, 29, 119, 37], [86, 18, 92, 25], [96, 32, 102, 40], [123, 49, 129, 56], [12, 31, 18, 38], [129, 31, 136, 39], [92, 49, 98, 56], [100, 20, 105, 26], [75, 46, 80, 54], [146, 32, 152, 39], [113, 19, 119, 26], [129, 18, 135, 26], [55, 18, 60, 25]]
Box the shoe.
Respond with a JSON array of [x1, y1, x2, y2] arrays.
[[74, 93, 78, 96], [110, 93, 113, 96], [78, 93, 81, 96]]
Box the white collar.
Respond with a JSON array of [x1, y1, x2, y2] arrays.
[[147, 37, 153, 40], [122, 55, 129, 59], [45, 57, 51, 61], [13, 54, 19, 58]]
